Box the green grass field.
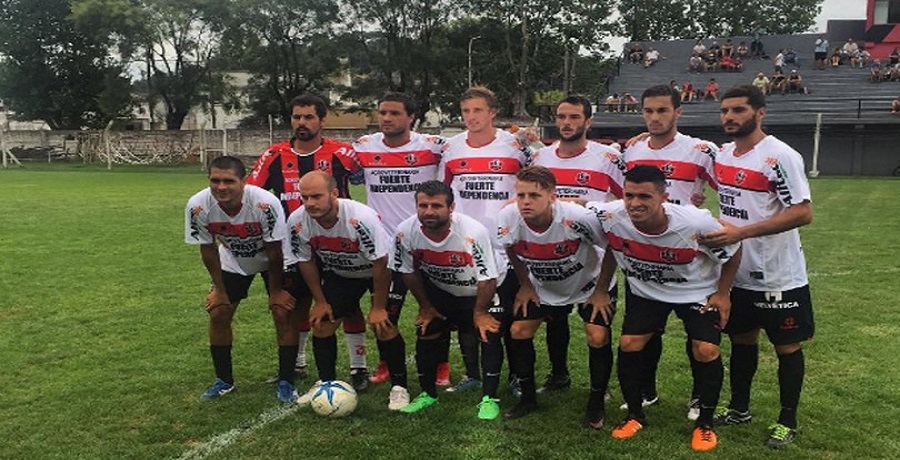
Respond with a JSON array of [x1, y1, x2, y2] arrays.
[[1, 165, 899, 459]]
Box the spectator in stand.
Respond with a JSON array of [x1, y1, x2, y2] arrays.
[[890, 47, 900, 66], [709, 41, 721, 58], [721, 55, 741, 71], [704, 49, 719, 72], [829, 47, 842, 67], [784, 48, 798, 66], [854, 49, 871, 69], [693, 39, 707, 56], [721, 39, 734, 58], [786, 70, 805, 95], [736, 41, 750, 60], [770, 70, 787, 94], [841, 39, 859, 65], [621, 93, 640, 112], [890, 63, 900, 82], [773, 49, 785, 73], [752, 72, 770, 95], [670, 80, 681, 94], [751, 28, 766, 58], [814, 35, 829, 70], [689, 53, 703, 73], [702, 78, 720, 101], [869, 59, 885, 83], [606, 93, 620, 112], [891, 96, 900, 114], [629, 43, 644, 64], [643, 47, 662, 68], [681, 81, 696, 103]]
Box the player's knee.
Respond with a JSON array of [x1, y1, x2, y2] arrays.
[[208, 306, 235, 326], [584, 325, 610, 348], [619, 334, 648, 352], [729, 329, 760, 345], [374, 327, 399, 341], [692, 340, 720, 362], [509, 321, 534, 340], [775, 342, 801, 355], [312, 321, 339, 338]]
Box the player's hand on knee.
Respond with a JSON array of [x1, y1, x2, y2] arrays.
[[415, 306, 445, 335], [703, 292, 731, 329], [310, 302, 335, 328], [585, 291, 613, 324], [269, 289, 296, 313], [474, 312, 501, 342], [206, 289, 231, 312], [513, 285, 539, 317], [368, 307, 393, 337]]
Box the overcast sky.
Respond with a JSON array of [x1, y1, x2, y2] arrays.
[[816, 0, 867, 31]]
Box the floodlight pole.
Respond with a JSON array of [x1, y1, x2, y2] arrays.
[[809, 113, 822, 178], [468, 36, 481, 88]]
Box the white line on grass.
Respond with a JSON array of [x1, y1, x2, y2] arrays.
[[176, 404, 298, 460], [808, 267, 900, 278]]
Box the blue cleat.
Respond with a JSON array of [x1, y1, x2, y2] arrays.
[[276, 380, 299, 403], [201, 378, 235, 401]]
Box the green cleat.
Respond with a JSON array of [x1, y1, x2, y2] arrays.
[[399, 392, 438, 413], [477, 395, 501, 420], [766, 423, 797, 449]]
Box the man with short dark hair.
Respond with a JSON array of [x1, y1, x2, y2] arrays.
[[592, 165, 741, 451], [703, 85, 815, 449], [185, 155, 298, 403]]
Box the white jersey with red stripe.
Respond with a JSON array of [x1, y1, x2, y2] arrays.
[[391, 212, 500, 297], [624, 132, 718, 205], [497, 201, 606, 306], [353, 132, 444, 235], [529, 141, 627, 202], [439, 129, 528, 242], [287, 199, 391, 279], [185, 185, 288, 276], [715, 135, 811, 291], [587, 200, 740, 304]]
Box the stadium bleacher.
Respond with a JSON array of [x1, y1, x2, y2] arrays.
[[598, 33, 900, 128]]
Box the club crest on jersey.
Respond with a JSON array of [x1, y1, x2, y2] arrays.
[[317, 159, 331, 171], [373, 154, 383, 164], [488, 159, 504, 172], [734, 170, 746, 185], [449, 253, 466, 266], [660, 163, 675, 177], [340, 239, 352, 250], [191, 205, 204, 216], [405, 153, 418, 166], [554, 242, 569, 255], [576, 171, 591, 185], [498, 226, 509, 236], [257, 202, 271, 211], [292, 222, 303, 233], [660, 249, 677, 263]]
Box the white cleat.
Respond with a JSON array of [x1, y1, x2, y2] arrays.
[[388, 385, 411, 411]]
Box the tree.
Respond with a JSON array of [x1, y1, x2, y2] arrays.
[[0, 0, 132, 129]]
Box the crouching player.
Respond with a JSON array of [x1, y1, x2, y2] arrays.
[[497, 166, 615, 427], [392, 181, 506, 419], [288, 171, 410, 410], [588, 165, 741, 451]]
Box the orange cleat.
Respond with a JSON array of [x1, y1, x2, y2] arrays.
[[611, 418, 644, 439], [369, 360, 389, 384], [691, 425, 718, 451]]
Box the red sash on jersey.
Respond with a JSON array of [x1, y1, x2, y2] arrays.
[[355, 150, 441, 168], [715, 163, 772, 192], [443, 157, 521, 176], [606, 233, 697, 264]]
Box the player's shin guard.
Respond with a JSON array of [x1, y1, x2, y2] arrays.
[[546, 316, 570, 377], [278, 345, 299, 383], [416, 338, 441, 397], [210, 345, 234, 384], [312, 335, 338, 382], [642, 334, 662, 398], [503, 328, 518, 379], [694, 356, 724, 426], [589, 344, 613, 397], [777, 349, 804, 428], [437, 328, 451, 363], [509, 337, 537, 403], [617, 348, 647, 421], [729, 343, 759, 412], [481, 330, 504, 398], [687, 337, 701, 398], [380, 335, 408, 388], [459, 327, 481, 379]]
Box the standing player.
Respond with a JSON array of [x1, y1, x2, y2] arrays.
[[440, 86, 529, 394], [247, 94, 370, 391], [591, 165, 741, 451], [497, 166, 614, 426], [352, 93, 451, 386], [287, 172, 410, 410], [391, 181, 504, 419], [623, 84, 719, 419], [185, 155, 299, 402], [701, 85, 814, 449]]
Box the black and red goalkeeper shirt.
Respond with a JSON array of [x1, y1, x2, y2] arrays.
[[247, 138, 361, 216]]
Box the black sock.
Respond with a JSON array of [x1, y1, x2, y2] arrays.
[[546, 316, 570, 377], [380, 335, 408, 388], [510, 337, 537, 403], [617, 348, 646, 421], [481, 330, 503, 398], [459, 327, 481, 379], [687, 338, 701, 398], [777, 349, 805, 428], [642, 334, 662, 398], [278, 345, 299, 383], [437, 329, 450, 363], [588, 344, 613, 395], [312, 335, 337, 382], [376, 338, 387, 364], [694, 356, 724, 426], [416, 338, 440, 397], [729, 343, 759, 412], [503, 328, 517, 381], [210, 345, 233, 384]]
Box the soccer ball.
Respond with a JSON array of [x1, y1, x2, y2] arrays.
[[310, 380, 358, 417]]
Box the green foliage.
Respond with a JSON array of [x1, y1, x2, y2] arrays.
[[0, 0, 133, 129]]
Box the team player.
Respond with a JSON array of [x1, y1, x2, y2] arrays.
[[440, 86, 530, 394], [185, 155, 299, 403], [701, 85, 814, 449], [287, 172, 410, 410], [352, 93, 452, 386], [497, 166, 614, 425], [527, 95, 626, 396], [590, 165, 741, 451], [247, 93, 370, 390], [391, 181, 504, 419], [623, 84, 719, 419]]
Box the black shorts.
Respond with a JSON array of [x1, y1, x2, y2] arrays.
[[221, 271, 258, 303], [417, 281, 478, 337], [282, 265, 312, 300], [576, 284, 618, 327], [621, 286, 721, 345], [321, 271, 374, 321], [724, 286, 814, 345]]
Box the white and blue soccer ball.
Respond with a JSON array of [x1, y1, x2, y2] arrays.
[[310, 380, 358, 417]]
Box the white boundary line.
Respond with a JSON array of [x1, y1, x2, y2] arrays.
[[808, 267, 900, 278], [176, 404, 298, 460]]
